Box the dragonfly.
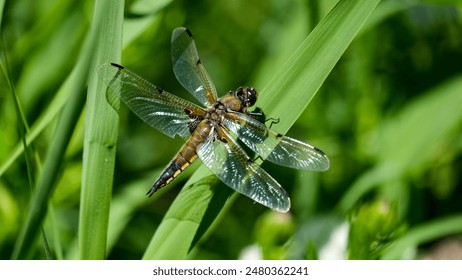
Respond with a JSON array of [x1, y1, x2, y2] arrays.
[[98, 27, 329, 213]]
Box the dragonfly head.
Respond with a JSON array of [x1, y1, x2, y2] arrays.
[[235, 86, 258, 108]]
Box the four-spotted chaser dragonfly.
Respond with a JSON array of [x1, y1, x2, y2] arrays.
[[98, 27, 329, 212]]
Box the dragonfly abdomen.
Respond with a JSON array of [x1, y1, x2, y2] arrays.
[[146, 121, 211, 197]]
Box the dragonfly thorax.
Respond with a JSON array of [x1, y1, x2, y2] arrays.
[[205, 104, 226, 125]]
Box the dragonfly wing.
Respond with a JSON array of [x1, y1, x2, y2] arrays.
[[98, 63, 205, 139], [224, 112, 330, 171], [196, 126, 291, 213], [171, 27, 218, 107]]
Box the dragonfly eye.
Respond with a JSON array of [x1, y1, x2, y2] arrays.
[[236, 86, 258, 108], [246, 87, 258, 107]]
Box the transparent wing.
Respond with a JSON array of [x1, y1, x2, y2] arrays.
[[98, 63, 206, 139], [196, 126, 291, 213], [171, 27, 218, 107], [224, 112, 330, 171]]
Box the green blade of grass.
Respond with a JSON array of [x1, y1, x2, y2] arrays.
[[0, 81, 72, 177], [1, 42, 35, 186], [2, 41, 55, 259], [143, 0, 381, 260], [2, 33, 51, 258], [11, 0, 109, 260], [0, 0, 4, 29], [142, 173, 233, 259], [79, 0, 124, 259]]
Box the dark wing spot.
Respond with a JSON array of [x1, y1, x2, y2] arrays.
[[196, 58, 202, 65], [313, 146, 326, 155], [110, 63, 124, 69], [185, 28, 193, 38], [276, 133, 283, 138], [155, 87, 164, 94], [184, 108, 192, 115]]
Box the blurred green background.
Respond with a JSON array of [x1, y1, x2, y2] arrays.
[[1, 0, 462, 260]]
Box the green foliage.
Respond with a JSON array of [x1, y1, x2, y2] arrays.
[[255, 212, 295, 260], [1, 0, 462, 260], [348, 201, 406, 259]]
